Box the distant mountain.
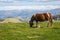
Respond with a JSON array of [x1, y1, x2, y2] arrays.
[[0, 8, 60, 21], [48, 8, 60, 15]]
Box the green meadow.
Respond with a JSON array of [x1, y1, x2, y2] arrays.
[[0, 21, 60, 40]]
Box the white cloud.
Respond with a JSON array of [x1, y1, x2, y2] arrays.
[[0, 1, 60, 6], [0, 5, 59, 10], [32, 0, 48, 2], [0, 0, 8, 1], [0, 0, 60, 10], [0, 0, 14, 2]]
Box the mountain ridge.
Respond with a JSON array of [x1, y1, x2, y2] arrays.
[[0, 8, 60, 21]]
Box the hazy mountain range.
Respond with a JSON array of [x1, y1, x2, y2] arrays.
[[0, 8, 60, 21]]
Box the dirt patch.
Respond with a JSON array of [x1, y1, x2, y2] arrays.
[[27, 35, 40, 38]]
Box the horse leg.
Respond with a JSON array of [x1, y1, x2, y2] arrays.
[[49, 15, 53, 28], [47, 19, 52, 27], [47, 21, 49, 27], [36, 21, 40, 28], [49, 19, 53, 27], [46, 17, 51, 27]]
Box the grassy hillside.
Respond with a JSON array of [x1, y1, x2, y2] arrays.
[[0, 21, 60, 40]]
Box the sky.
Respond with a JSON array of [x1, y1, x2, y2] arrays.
[[0, 0, 60, 10]]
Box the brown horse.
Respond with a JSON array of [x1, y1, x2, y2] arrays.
[[29, 12, 53, 28]]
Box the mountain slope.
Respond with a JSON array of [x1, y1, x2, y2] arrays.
[[0, 8, 60, 20]]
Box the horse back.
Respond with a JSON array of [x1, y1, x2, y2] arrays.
[[34, 13, 52, 21]]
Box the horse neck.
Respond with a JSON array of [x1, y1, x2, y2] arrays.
[[30, 18, 34, 22], [30, 15, 35, 22]]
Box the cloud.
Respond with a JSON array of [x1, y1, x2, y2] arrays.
[[32, 0, 48, 2], [0, 0, 8, 1], [0, 5, 60, 10], [0, 0, 14, 2], [0, 1, 60, 6], [0, 0, 60, 10], [15, 0, 60, 2], [0, 0, 59, 2]]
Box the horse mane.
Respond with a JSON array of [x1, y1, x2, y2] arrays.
[[30, 15, 35, 21]]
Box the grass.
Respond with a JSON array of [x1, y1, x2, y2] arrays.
[[0, 21, 60, 40]]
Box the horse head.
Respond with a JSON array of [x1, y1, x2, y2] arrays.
[[29, 15, 35, 27], [29, 20, 33, 27]]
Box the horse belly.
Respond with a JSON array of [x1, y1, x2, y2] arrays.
[[37, 17, 46, 21]]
